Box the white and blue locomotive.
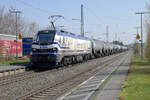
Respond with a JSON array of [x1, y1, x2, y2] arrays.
[[30, 30, 93, 66], [30, 29, 128, 66]]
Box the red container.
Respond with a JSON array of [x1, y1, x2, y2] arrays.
[[0, 34, 22, 57]]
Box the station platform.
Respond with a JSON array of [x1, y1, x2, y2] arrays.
[[59, 52, 132, 100], [93, 53, 131, 100], [0, 64, 27, 72]]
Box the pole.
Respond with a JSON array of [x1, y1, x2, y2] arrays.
[[135, 12, 149, 60], [16, 13, 18, 59], [135, 26, 140, 34], [10, 10, 21, 59], [106, 25, 108, 42], [115, 33, 117, 41], [141, 14, 143, 60], [81, 4, 84, 37]]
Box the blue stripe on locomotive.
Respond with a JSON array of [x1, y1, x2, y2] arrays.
[[52, 42, 70, 49]]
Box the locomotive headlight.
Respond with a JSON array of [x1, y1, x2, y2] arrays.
[[30, 52, 32, 55], [52, 48, 57, 52], [53, 48, 56, 51], [32, 44, 40, 49], [32, 48, 36, 51]]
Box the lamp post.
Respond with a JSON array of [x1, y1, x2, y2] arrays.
[[72, 4, 84, 37], [135, 12, 149, 60], [106, 25, 109, 42], [81, 4, 84, 37], [10, 10, 21, 59]]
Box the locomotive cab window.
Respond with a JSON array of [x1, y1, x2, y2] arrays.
[[36, 30, 56, 43]]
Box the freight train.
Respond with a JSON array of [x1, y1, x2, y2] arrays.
[[30, 30, 128, 66]]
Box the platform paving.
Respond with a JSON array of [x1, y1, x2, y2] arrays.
[[93, 52, 132, 100], [0, 65, 26, 72], [59, 51, 132, 100]]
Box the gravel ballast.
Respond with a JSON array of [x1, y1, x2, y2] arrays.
[[0, 53, 127, 100]]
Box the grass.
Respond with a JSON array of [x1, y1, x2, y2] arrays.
[[0, 58, 30, 66], [119, 57, 150, 100]]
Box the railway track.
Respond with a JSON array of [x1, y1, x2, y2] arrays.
[[0, 52, 123, 87], [0, 70, 33, 85], [15, 52, 128, 100], [0, 66, 63, 86]]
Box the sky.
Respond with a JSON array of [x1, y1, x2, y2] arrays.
[[0, 0, 149, 44]]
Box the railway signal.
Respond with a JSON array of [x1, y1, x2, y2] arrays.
[[19, 34, 22, 40], [136, 34, 140, 40]]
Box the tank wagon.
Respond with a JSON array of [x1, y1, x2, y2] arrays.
[[91, 39, 126, 57], [0, 34, 22, 57], [30, 30, 128, 67]]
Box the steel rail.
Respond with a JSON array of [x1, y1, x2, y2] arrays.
[[15, 52, 127, 100], [0, 53, 125, 87]]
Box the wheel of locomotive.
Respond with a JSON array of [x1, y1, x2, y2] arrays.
[[80, 55, 83, 62], [57, 61, 63, 67], [84, 55, 88, 61], [62, 58, 67, 66], [68, 57, 72, 65], [88, 54, 92, 60], [72, 56, 76, 64], [28, 62, 36, 69], [76, 55, 81, 63], [101, 49, 105, 57], [30, 62, 39, 68]]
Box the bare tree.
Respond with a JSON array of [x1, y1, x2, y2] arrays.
[[27, 22, 39, 37], [0, 7, 5, 34], [0, 7, 39, 37]]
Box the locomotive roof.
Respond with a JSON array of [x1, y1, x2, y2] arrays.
[[57, 30, 91, 41], [38, 29, 91, 41]]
